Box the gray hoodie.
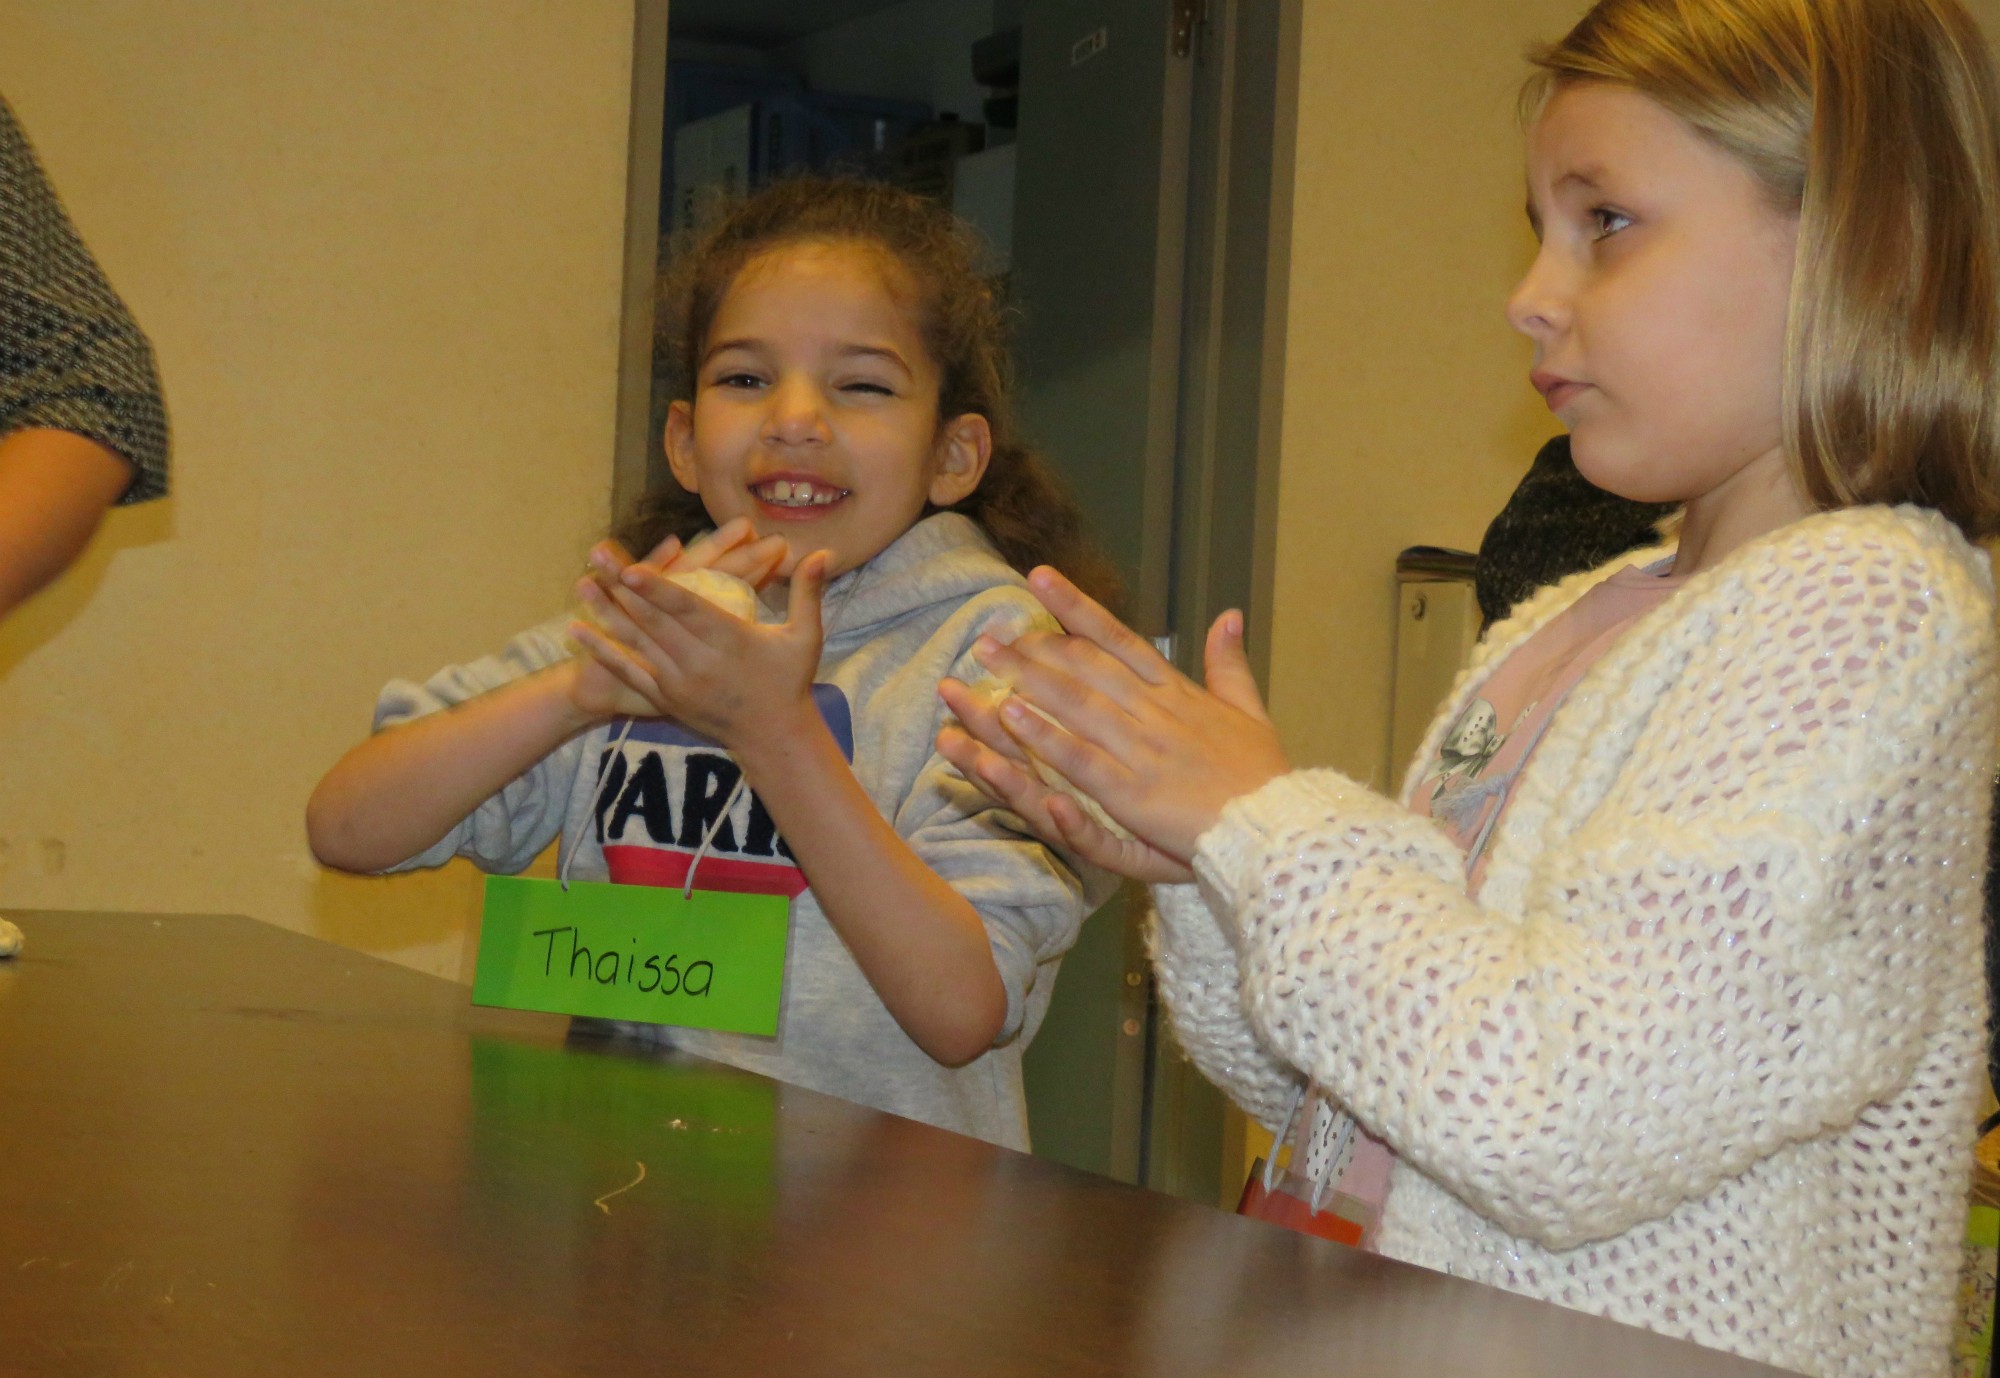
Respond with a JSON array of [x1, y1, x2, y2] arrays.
[[376, 513, 1110, 1149]]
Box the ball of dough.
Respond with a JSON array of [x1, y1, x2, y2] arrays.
[[0, 917, 21, 958], [667, 568, 758, 621]]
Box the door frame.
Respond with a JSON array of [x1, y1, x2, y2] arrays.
[[1142, 0, 1302, 1204], [613, 0, 672, 524]]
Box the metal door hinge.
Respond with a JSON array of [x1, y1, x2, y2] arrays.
[[1171, 0, 1208, 58]]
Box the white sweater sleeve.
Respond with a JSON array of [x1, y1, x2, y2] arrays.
[[1186, 525, 1995, 1251], [1147, 882, 1302, 1133]]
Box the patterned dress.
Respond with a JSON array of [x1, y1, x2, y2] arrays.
[[0, 94, 167, 499]]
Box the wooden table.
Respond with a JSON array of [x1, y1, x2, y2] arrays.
[[0, 912, 1791, 1377]]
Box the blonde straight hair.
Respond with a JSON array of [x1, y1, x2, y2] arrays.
[[1527, 0, 2000, 540]]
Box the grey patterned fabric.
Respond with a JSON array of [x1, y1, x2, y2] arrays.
[[0, 95, 167, 503]]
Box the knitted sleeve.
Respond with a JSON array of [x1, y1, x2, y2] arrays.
[[1189, 517, 1996, 1251], [0, 96, 168, 502], [1148, 881, 1302, 1132]]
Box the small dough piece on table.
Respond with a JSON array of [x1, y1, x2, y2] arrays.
[[667, 568, 758, 621], [0, 917, 21, 958]]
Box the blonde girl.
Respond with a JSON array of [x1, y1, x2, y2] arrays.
[[938, 1, 2000, 1373]]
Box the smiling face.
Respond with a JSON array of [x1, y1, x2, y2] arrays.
[[1507, 84, 1799, 511], [663, 239, 991, 582]]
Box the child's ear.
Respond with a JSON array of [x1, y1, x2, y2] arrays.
[[929, 413, 993, 507], [664, 400, 701, 493]]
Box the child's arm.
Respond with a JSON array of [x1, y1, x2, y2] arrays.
[[946, 539, 1995, 1251], [729, 702, 1009, 1067], [307, 660, 602, 873], [938, 677, 1296, 1119], [942, 690, 1314, 1132], [569, 554, 1013, 1067], [309, 522, 788, 875]]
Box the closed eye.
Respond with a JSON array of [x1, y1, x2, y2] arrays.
[[841, 381, 896, 397]]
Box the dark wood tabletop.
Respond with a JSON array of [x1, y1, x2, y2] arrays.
[[0, 911, 1792, 1377]]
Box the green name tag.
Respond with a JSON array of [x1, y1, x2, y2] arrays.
[[472, 876, 789, 1036]]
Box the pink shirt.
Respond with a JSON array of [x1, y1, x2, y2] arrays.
[[1412, 559, 1682, 890]]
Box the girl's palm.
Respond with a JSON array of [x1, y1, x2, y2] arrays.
[[565, 518, 786, 724]]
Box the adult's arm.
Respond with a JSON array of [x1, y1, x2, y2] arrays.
[[0, 428, 133, 618]]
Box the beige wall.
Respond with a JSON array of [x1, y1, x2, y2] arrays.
[[1263, 0, 1584, 787], [0, 2, 641, 977]]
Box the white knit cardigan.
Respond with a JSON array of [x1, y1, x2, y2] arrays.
[[1152, 505, 1996, 1378]]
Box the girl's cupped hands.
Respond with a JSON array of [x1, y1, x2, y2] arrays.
[[935, 566, 1291, 883], [566, 519, 828, 746]]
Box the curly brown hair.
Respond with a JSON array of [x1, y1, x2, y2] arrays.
[[617, 176, 1122, 609]]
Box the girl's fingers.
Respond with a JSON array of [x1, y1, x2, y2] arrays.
[[939, 723, 1193, 884], [676, 517, 755, 570], [638, 533, 682, 567], [937, 725, 1069, 833], [985, 626, 1172, 721], [1026, 566, 1176, 686], [605, 575, 712, 668], [973, 637, 1145, 759], [713, 533, 789, 588], [1202, 610, 1272, 724], [784, 551, 831, 638], [1042, 792, 1125, 864], [938, 678, 1034, 765], [575, 576, 656, 655], [585, 540, 637, 587], [1044, 794, 1195, 884], [994, 693, 1132, 805], [569, 621, 666, 703], [618, 561, 726, 627], [936, 725, 1019, 791]]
